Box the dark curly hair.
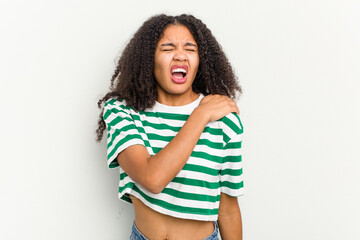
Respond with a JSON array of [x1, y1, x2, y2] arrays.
[[96, 14, 242, 142]]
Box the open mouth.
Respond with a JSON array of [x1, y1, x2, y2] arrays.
[[171, 65, 188, 83]]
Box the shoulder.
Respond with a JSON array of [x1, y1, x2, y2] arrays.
[[104, 98, 134, 115], [221, 113, 243, 144], [103, 98, 137, 124], [104, 98, 128, 110]]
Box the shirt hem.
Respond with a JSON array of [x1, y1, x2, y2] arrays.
[[118, 188, 218, 222]]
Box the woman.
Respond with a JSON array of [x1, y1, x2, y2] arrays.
[[96, 14, 243, 240]]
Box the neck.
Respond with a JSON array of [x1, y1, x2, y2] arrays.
[[157, 91, 199, 106]]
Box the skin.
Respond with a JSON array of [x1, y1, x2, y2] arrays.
[[154, 24, 200, 106], [117, 24, 242, 239]]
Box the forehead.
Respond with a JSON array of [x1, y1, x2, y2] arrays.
[[158, 24, 196, 44]]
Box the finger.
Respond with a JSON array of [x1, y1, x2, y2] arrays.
[[229, 102, 240, 114]]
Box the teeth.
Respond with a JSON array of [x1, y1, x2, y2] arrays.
[[172, 68, 187, 73]]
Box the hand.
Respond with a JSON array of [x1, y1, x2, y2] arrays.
[[196, 94, 240, 122]]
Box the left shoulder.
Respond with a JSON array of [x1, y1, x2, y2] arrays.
[[221, 113, 243, 144]]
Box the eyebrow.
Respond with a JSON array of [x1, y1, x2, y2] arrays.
[[184, 42, 197, 47], [160, 43, 176, 47], [160, 42, 197, 47]]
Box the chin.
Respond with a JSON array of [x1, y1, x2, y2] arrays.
[[157, 79, 195, 96], [169, 85, 194, 95]]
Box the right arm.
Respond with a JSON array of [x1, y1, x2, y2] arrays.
[[116, 95, 239, 194]]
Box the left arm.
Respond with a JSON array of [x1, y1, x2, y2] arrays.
[[218, 193, 242, 240]]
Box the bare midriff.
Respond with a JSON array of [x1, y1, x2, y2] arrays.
[[130, 194, 215, 240]]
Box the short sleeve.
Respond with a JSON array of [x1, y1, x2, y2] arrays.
[[220, 113, 244, 196], [103, 99, 145, 168]]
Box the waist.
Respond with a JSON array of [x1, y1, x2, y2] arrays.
[[130, 194, 216, 239]]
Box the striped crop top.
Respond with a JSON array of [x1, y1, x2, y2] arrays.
[[103, 94, 244, 221]]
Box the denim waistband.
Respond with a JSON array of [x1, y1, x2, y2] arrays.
[[130, 221, 219, 240]]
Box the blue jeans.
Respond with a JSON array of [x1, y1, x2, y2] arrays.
[[130, 221, 219, 240]]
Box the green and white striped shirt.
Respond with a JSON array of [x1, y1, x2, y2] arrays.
[[103, 94, 243, 221]]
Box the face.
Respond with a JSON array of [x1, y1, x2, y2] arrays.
[[154, 24, 200, 103]]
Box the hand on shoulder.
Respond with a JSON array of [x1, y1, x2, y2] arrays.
[[196, 94, 240, 122]]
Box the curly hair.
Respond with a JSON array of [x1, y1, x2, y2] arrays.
[[96, 14, 242, 141]]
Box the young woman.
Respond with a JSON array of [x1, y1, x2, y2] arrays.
[[96, 14, 244, 240]]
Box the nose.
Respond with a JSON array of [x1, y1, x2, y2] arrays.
[[173, 49, 187, 62]]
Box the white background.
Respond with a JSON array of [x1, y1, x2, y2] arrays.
[[1, 0, 359, 239]]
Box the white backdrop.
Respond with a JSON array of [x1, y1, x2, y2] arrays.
[[1, 0, 359, 239]]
